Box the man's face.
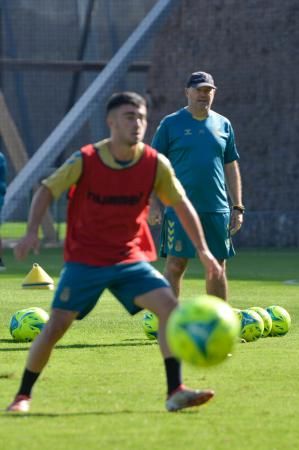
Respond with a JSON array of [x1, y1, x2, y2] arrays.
[[185, 86, 215, 115], [108, 104, 147, 145]]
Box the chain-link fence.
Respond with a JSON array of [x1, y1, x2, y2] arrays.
[[0, 0, 173, 242], [1, 0, 299, 248]]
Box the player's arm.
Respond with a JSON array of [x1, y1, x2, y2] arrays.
[[148, 120, 170, 225], [148, 194, 163, 226], [14, 151, 82, 260], [14, 186, 53, 260], [148, 119, 169, 225], [154, 155, 222, 279], [224, 160, 244, 235]]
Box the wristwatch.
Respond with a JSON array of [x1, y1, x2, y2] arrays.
[[232, 205, 245, 214]]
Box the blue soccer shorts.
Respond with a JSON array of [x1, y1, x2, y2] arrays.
[[159, 210, 235, 260], [52, 261, 169, 319]]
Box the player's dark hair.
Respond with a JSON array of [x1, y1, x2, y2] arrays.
[[106, 91, 146, 115]]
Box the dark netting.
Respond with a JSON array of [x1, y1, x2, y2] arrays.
[[0, 0, 160, 239], [1, 0, 299, 247]]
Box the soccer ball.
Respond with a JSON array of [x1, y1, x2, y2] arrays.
[[266, 305, 291, 336], [232, 307, 242, 319], [250, 306, 272, 337], [232, 308, 242, 327], [239, 309, 264, 342], [166, 295, 240, 367], [142, 310, 159, 340], [9, 308, 33, 338], [9, 307, 49, 342]]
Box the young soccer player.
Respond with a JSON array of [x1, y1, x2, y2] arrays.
[[7, 92, 221, 413]]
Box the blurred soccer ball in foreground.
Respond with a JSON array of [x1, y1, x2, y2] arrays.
[[266, 305, 291, 336], [232, 308, 242, 322], [166, 295, 240, 367], [239, 309, 264, 342], [10, 307, 49, 342], [250, 306, 272, 337], [142, 310, 159, 340]]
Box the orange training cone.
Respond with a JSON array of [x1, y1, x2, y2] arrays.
[[22, 263, 54, 290]]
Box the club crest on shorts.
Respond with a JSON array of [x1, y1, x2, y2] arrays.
[[175, 240, 182, 252], [59, 287, 71, 302]]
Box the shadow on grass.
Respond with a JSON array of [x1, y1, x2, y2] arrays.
[[1, 408, 198, 418], [0, 339, 158, 352]]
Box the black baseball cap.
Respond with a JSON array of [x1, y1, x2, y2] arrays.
[[186, 71, 217, 89]]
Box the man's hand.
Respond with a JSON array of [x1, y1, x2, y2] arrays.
[[198, 249, 223, 280], [230, 210, 244, 235], [14, 232, 40, 261], [147, 207, 162, 226], [148, 195, 162, 226]]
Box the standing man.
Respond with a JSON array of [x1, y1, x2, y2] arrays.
[[7, 92, 222, 414], [0, 151, 7, 271], [151, 71, 244, 300]]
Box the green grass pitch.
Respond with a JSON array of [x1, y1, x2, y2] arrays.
[[0, 248, 299, 450]]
